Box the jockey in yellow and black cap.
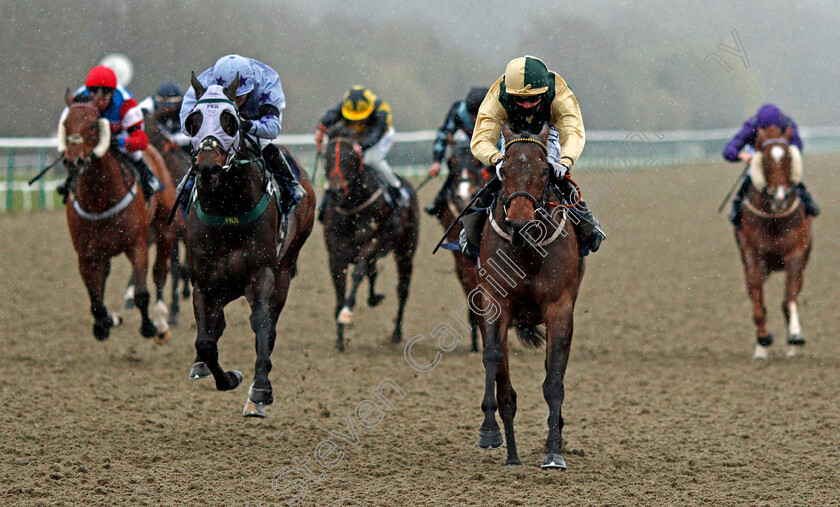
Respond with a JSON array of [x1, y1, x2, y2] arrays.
[[462, 56, 604, 257], [315, 86, 409, 208]]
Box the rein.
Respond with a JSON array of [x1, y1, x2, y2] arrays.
[[743, 196, 802, 219], [329, 139, 364, 197]]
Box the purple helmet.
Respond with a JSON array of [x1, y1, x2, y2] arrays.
[[756, 104, 784, 128]]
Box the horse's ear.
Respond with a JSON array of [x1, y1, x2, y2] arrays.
[[783, 125, 793, 141], [191, 71, 206, 100], [502, 124, 514, 142], [64, 88, 73, 106], [538, 122, 550, 144], [224, 73, 240, 101], [755, 127, 766, 149]]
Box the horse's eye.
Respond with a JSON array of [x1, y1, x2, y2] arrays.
[[185, 111, 203, 137]]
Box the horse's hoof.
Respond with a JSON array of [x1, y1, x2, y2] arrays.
[[337, 307, 354, 325], [753, 344, 769, 360], [505, 457, 522, 466], [541, 453, 567, 470], [478, 428, 504, 449], [787, 334, 805, 347], [93, 324, 110, 342], [181, 287, 190, 300], [242, 400, 266, 418], [757, 333, 774, 347], [368, 293, 386, 307], [167, 313, 179, 326], [390, 329, 403, 345], [248, 384, 274, 406], [154, 330, 170, 345], [140, 321, 158, 339], [335, 340, 346, 353], [189, 362, 212, 379], [228, 370, 243, 390]]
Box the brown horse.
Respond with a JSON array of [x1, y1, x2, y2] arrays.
[[138, 109, 192, 325], [735, 125, 811, 360], [183, 74, 315, 417], [321, 130, 419, 352], [61, 91, 176, 343], [431, 145, 490, 352], [475, 124, 584, 469]]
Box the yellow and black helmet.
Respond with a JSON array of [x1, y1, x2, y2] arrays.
[[341, 86, 377, 121], [503, 56, 550, 96]]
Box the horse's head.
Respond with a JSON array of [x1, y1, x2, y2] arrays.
[[450, 145, 488, 210], [754, 125, 794, 213], [499, 123, 551, 244], [324, 125, 364, 197], [59, 89, 111, 190], [183, 72, 242, 190]]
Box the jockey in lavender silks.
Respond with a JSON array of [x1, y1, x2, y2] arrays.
[[723, 104, 820, 228]]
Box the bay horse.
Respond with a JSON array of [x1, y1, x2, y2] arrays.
[[735, 125, 811, 360], [61, 90, 176, 343], [124, 109, 193, 325], [431, 145, 491, 353], [321, 128, 419, 352], [475, 124, 583, 469], [183, 74, 315, 417]]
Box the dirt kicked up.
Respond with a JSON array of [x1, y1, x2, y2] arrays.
[[1, 155, 838, 506]]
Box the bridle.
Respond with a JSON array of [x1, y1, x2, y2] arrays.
[[327, 137, 363, 197]]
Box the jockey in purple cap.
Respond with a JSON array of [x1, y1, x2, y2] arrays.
[[722, 104, 819, 227]]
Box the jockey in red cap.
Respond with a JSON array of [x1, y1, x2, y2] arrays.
[[57, 65, 162, 202]]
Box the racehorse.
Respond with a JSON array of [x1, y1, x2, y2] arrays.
[[321, 128, 419, 352], [474, 124, 584, 469], [431, 145, 490, 352], [735, 124, 811, 360], [183, 74, 315, 417], [61, 90, 176, 343]]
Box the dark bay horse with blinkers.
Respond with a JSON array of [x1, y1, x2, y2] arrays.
[[321, 127, 419, 351], [736, 125, 811, 360], [475, 124, 584, 469], [61, 91, 177, 343], [183, 73, 315, 417]]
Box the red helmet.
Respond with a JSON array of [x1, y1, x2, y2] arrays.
[[85, 65, 118, 89]]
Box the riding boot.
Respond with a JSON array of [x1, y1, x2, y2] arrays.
[[795, 182, 820, 217], [134, 156, 163, 203], [424, 172, 457, 216], [386, 184, 410, 209], [455, 175, 501, 263], [556, 178, 605, 255], [729, 175, 752, 228], [264, 145, 307, 213]]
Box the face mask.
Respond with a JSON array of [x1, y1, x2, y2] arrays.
[[186, 85, 241, 154]]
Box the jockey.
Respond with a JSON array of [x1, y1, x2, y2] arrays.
[[57, 65, 163, 202], [180, 54, 306, 210], [424, 86, 489, 216], [723, 103, 819, 227], [314, 86, 409, 208], [461, 56, 605, 258], [138, 82, 191, 150]]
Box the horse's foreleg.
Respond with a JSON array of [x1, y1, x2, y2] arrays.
[[495, 328, 520, 465], [168, 246, 181, 326], [782, 254, 807, 356], [79, 257, 121, 341], [342, 257, 369, 320], [744, 258, 771, 359], [150, 229, 175, 343], [542, 297, 575, 469], [469, 309, 480, 353], [243, 267, 278, 418], [478, 305, 510, 453], [330, 256, 349, 352], [366, 259, 386, 307], [193, 286, 241, 391], [126, 240, 158, 339], [391, 252, 414, 344]]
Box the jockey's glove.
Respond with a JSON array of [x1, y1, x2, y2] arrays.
[[550, 162, 570, 180], [240, 119, 254, 134]]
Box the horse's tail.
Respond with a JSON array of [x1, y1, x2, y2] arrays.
[[513, 324, 546, 348]]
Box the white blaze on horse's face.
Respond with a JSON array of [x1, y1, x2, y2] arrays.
[[770, 145, 785, 163], [774, 186, 786, 202]]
